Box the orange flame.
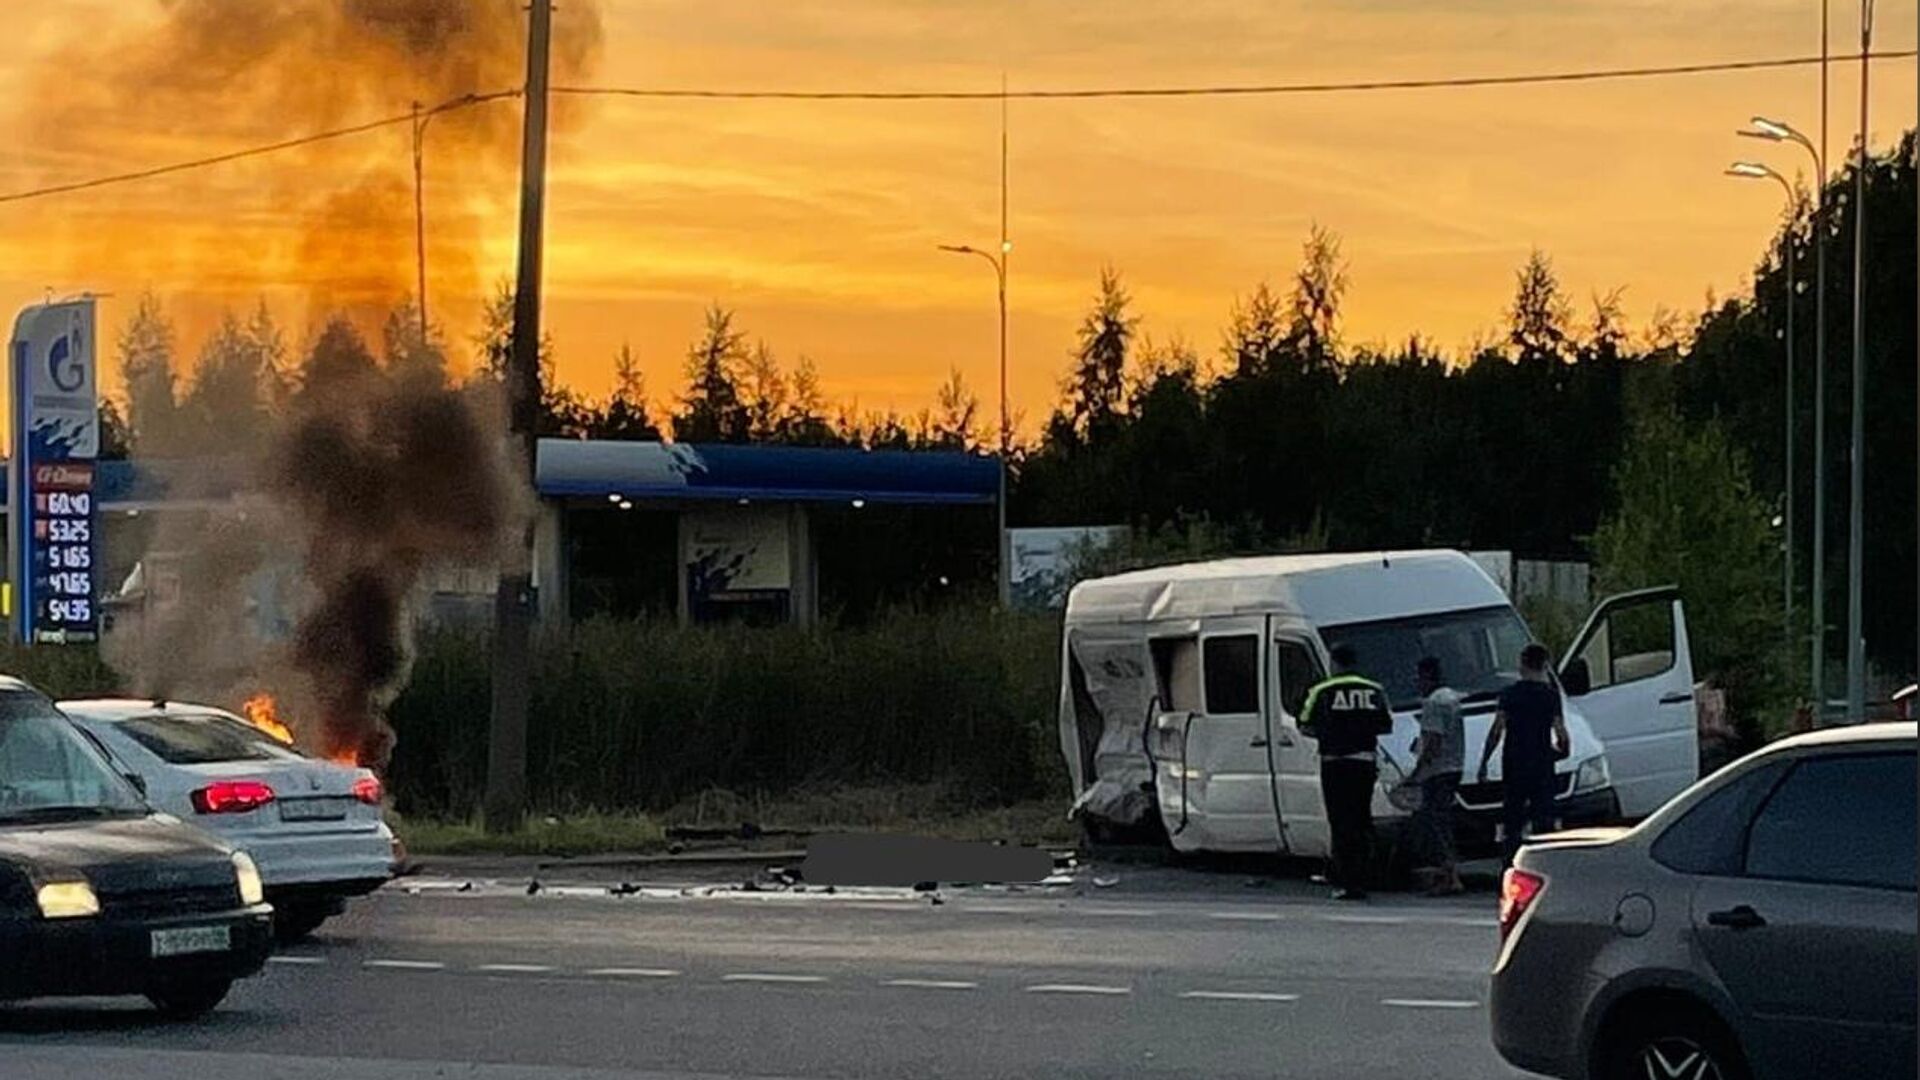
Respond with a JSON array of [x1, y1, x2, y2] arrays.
[[240, 693, 295, 745], [327, 749, 361, 767]]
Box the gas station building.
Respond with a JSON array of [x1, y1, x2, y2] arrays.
[[2, 439, 1001, 630]]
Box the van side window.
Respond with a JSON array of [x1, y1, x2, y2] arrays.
[[1275, 640, 1322, 718], [1201, 635, 1259, 715], [1150, 637, 1202, 712]]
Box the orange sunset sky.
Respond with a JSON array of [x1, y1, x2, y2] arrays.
[[0, 1, 1915, 439]]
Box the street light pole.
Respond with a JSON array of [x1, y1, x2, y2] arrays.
[[939, 242, 1010, 604], [1728, 162, 1799, 656], [1744, 116, 1828, 711], [998, 73, 1011, 607], [1845, 0, 1872, 724]]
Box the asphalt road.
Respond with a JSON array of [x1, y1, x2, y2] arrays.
[[0, 864, 1528, 1079]]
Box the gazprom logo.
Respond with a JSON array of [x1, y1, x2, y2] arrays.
[[47, 313, 86, 394]]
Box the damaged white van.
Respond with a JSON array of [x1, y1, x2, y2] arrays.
[[1059, 550, 1697, 859]]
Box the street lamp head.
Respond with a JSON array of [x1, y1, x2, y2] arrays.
[[938, 244, 977, 255], [1726, 161, 1773, 179], [1000, 240, 1013, 254], [1745, 116, 1796, 141]]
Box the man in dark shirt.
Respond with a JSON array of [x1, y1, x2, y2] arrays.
[[1301, 644, 1394, 901], [1475, 643, 1571, 865]]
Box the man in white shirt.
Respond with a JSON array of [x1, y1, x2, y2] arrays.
[[1409, 656, 1464, 896]]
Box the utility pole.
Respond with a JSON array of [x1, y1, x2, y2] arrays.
[[411, 101, 430, 342], [1844, 0, 1871, 725], [484, 0, 552, 833]]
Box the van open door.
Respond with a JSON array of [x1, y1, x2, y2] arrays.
[[1559, 586, 1698, 818], [1147, 618, 1284, 853]]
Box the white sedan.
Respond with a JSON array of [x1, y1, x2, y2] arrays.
[[61, 698, 398, 942]]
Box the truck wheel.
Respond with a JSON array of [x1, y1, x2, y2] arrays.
[[146, 978, 233, 1019]]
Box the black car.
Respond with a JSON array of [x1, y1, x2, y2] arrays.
[[0, 678, 273, 1016]]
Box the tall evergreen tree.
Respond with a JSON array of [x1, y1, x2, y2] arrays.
[[1066, 268, 1134, 431], [117, 291, 181, 455], [674, 305, 751, 444]]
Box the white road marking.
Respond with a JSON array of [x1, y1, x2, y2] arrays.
[[586, 967, 682, 978], [1080, 907, 1156, 917], [883, 978, 979, 990], [1381, 998, 1480, 1010], [1026, 983, 1131, 995], [364, 960, 446, 971], [1208, 911, 1285, 922], [475, 963, 555, 974], [1180, 990, 1301, 1003], [721, 973, 828, 984], [267, 955, 324, 966], [1324, 914, 1409, 925]]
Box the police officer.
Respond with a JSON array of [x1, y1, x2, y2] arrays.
[[1300, 643, 1393, 901]]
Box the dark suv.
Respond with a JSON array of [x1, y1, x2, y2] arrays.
[[1490, 722, 1916, 1080]]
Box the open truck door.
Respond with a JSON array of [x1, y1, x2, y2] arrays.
[[1149, 616, 1285, 853], [1559, 586, 1698, 818]]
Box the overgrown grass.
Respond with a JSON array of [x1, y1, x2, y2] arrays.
[[386, 609, 1068, 819], [392, 809, 666, 857], [393, 785, 1076, 857], [662, 783, 1077, 846]]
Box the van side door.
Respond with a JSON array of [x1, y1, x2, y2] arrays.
[[1150, 617, 1284, 853], [1560, 586, 1697, 817]]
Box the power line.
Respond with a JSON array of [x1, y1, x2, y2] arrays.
[[0, 90, 518, 207], [2, 50, 1915, 207], [554, 49, 1916, 101]]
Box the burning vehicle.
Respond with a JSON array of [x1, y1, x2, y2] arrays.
[[62, 695, 398, 942]]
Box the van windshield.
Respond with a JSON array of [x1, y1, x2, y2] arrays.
[[1321, 605, 1533, 710]]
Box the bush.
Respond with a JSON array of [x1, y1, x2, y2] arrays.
[[385, 609, 1066, 817], [0, 642, 124, 699]]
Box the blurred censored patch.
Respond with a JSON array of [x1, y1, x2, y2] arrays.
[[802, 834, 1053, 887]]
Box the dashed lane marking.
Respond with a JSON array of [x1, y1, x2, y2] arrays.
[[1179, 990, 1301, 1003], [364, 960, 446, 971], [1025, 983, 1131, 996], [475, 963, 556, 974], [586, 968, 682, 978], [1381, 998, 1479, 1009], [1207, 911, 1286, 922], [883, 978, 979, 990], [267, 955, 324, 966], [721, 973, 829, 984], [1323, 914, 1409, 925]]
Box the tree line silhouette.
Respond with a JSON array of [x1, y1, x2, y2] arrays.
[[100, 137, 1917, 681]]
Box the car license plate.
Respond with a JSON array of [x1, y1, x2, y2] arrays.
[[279, 796, 351, 821], [151, 925, 231, 958]]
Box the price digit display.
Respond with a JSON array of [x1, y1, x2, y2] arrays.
[[27, 460, 98, 643]]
